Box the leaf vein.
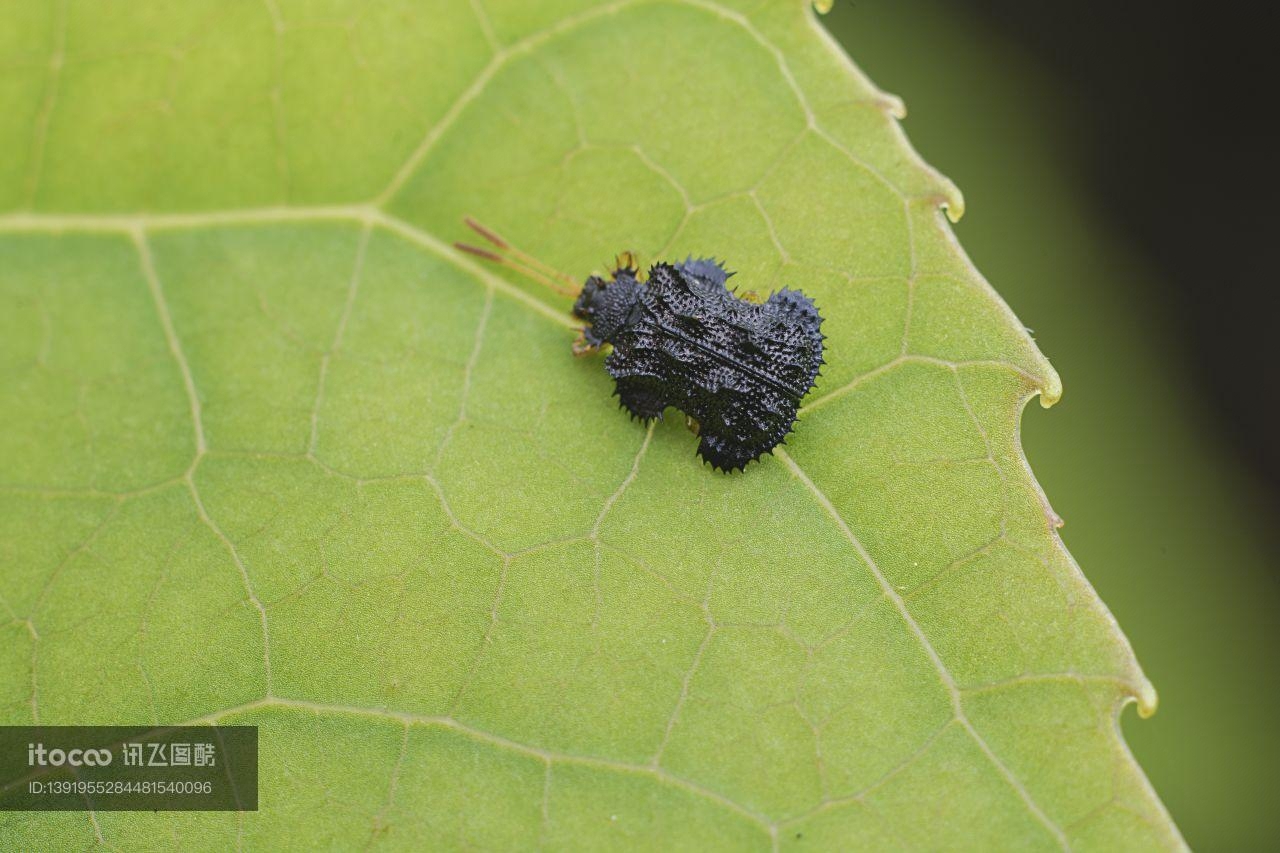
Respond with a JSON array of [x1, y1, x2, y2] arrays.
[[775, 447, 1069, 849]]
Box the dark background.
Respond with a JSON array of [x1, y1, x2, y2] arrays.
[[826, 1, 1279, 848], [960, 1, 1280, 497]]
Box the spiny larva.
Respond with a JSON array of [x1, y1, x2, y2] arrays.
[[455, 218, 825, 472]]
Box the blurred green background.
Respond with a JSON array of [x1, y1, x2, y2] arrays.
[[824, 1, 1280, 848]]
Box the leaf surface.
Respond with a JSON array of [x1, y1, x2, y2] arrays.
[[0, 0, 1180, 848]]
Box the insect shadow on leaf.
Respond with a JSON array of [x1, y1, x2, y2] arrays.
[[455, 217, 826, 472]]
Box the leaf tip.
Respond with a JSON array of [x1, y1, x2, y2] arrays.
[[1135, 678, 1159, 719], [882, 92, 908, 120], [1037, 367, 1063, 408], [940, 178, 966, 222]]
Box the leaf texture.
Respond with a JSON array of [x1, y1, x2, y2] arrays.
[[0, 0, 1181, 848]]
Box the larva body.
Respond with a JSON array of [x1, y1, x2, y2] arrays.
[[455, 220, 825, 472], [572, 257, 825, 471]]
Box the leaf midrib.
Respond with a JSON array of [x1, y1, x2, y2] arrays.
[[0, 206, 1046, 413]]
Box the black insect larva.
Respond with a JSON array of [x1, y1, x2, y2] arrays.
[[455, 218, 825, 472]]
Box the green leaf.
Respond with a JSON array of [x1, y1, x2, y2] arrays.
[[0, 0, 1180, 848]]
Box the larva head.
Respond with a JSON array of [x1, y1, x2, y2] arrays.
[[572, 270, 644, 348]]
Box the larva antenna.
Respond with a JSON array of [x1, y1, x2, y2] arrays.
[[455, 217, 582, 298]]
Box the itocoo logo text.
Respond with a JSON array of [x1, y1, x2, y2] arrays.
[[27, 743, 113, 767]]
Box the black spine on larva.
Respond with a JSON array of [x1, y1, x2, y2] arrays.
[[574, 258, 824, 472]]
